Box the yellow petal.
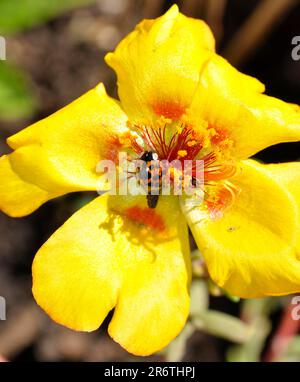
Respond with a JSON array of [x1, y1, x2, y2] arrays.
[[105, 4, 215, 122], [0, 155, 53, 217], [32, 194, 190, 356], [181, 159, 300, 298], [266, 162, 300, 253], [187, 55, 300, 158], [1, 83, 128, 217]]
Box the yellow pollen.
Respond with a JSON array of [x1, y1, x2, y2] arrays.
[[126, 120, 134, 129], [176, 125, 184, 134], [157, 116, 172, 127], [187, 140, 197, 147], [119, 133, 132, 147], [178, 150, 187, 158], [121, 138, 131, 146]]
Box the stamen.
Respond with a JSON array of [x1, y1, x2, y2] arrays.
[[178, 150, 187, 158], [131, 121, 202, 162], [127, 119, 238, 217], [187, 140, 197, 147]]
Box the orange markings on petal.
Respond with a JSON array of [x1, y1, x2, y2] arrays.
[[105, 133, 133, 162], [209, 125, 230, 146], [204, 163, 236, 182], [151, 100, 186, 120], [206, 183, 239, 220], [105, 135, 123, 162], [125, 206, 166, 232]]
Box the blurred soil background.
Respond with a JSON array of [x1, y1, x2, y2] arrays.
[[0, 0, 299, 362]]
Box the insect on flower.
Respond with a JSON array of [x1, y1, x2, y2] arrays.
[[137, 151, 161, 209], [0, 5, 300, 356], [132, 126, 205, 208]]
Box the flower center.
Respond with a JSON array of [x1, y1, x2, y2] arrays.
[[109, 119, 239, 218], [129, 120, 235, 176], [131, 122, 202, 161]]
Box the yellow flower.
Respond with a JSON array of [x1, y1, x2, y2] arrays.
[[1, 5, 300, 356]]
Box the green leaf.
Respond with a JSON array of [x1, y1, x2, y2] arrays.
[[190, 279, 209, 316], [192, 310, 254, 344], [226, 298, 274, 362], [279, 336, 300, 362], [0, 62, 36, 120], [164, 322, 194, 362], [226, 316, 271, 362], [241, 297, 280, 322], [0, 0, 96, 35], [223, 289, 240, 303]]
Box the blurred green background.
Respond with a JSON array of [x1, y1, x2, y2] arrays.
[[0, 0, 300, 362]]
